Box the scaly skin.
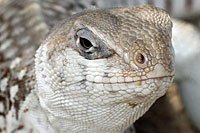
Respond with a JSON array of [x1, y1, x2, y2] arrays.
[[0, 4, 174, 133]]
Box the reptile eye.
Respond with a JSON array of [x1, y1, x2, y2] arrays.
[[75, 28, 113, 59], [79, 37, 93, 49], [136, 53, 145, 64]]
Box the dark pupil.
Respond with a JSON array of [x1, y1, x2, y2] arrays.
[[137, 53, 145, 64], [80, 37, 93, 49]]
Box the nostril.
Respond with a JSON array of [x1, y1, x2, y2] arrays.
[[133, 51, 147, 68], [135, 53, 145, 64]]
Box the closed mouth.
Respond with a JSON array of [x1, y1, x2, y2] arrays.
[[86, 75, 174, 84], [65, 75, 174, 87]]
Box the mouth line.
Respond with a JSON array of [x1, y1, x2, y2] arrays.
[[86, 75, 174, 84], [65, 75, 174, 87], [137, 75, 174, 82]]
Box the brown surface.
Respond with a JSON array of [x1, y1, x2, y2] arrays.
[[134, 83, 200, 133]]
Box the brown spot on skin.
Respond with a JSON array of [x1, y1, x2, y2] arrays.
[[136, 81, 142, 86], [128, 102, 137, 108], [109, 91, 118, 95], [12, 125, 24, 132], [124, 73, 129, 77], [24, 108, 29, 113], [17, 125, 24, 130]]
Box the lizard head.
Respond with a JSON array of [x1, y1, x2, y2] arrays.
[[35, 5, 174, 132]]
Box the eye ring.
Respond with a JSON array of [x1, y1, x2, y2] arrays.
[[133, 51, 147, 68]]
